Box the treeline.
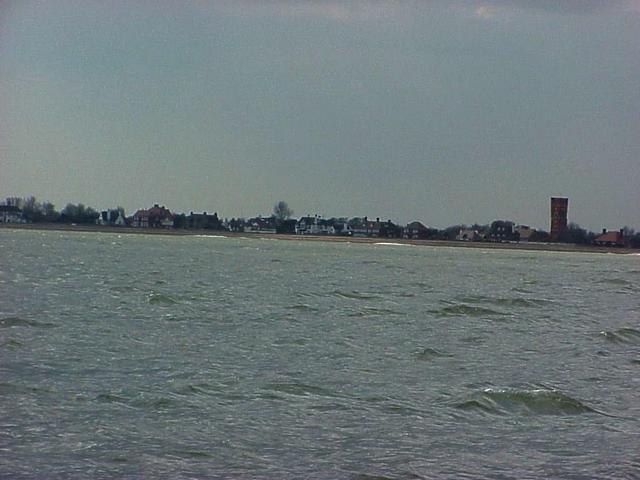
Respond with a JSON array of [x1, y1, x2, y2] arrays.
[[4, 196, 116, 225]]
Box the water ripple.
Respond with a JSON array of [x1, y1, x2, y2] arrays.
[[431, 304, 504, 317]]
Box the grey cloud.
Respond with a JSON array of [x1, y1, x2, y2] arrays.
[[475, 0, 637, 15], [213, 0, 638, 19]]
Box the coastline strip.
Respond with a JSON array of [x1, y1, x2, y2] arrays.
[[0, 223, 636, 255]]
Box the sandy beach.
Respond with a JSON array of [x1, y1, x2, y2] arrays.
[[1, 222, 636, 255]]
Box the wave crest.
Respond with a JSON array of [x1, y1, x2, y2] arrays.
[[600, 328, 640, 344], [454, 388, 599, 416], [147, 293, 180, 305]]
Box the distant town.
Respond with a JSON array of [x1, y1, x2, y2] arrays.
[[1, 195, 638, 249]]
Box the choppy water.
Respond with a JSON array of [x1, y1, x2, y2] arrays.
[[1, 230, 639, 479]]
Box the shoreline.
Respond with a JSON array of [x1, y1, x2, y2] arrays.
[[1, 222, 636, 255]]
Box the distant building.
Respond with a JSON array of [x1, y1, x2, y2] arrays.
[[296, 216, 335, 235], [550, 197, 568, 241], [187, 211, 222, 230], [594, 229, 626, 247], [0, 205, 23, 223], [245, 216, 277, 233], [516, 225, 535, 242], [378, 220, 402, 238], [456, 228, 479, 242], [98, 209, 126, 226], [489, 220, 517, 242], [132, 204, 173, 228], [405, 221, 431, 240], [347, 217, 384, 237]]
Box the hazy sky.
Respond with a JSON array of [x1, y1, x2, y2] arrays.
[[1, 0, 639, 230]]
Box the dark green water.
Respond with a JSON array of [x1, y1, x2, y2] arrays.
[[1, 230, 639, 479]]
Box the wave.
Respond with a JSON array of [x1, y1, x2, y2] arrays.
[[265, 382, 337, 398], [0, 316, 55, 328], [415, 347, 451, 361], [171, 449, 214, 459], [95, 392, 183, 410], [0, 381, 50, 395], [600, 328, 640, 344], [432, 304, 504, 317], [132, 396, 182, 409], [95, 393, 128, 404], [287, 304, 320, 312], [460, 336, 485, 345], [349, 306, 404, 317], [172, 383, 217, 396], [350, 473, 396, 480], [0, 338, 24, 349], [457, 295, 550, 308], [374, 242, 411, 247], [147, 293, 180, 305], [597, 278, 633, 287], [333, 290, 379, 300], [453, 388, 601, 416]]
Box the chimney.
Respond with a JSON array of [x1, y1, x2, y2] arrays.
[[602, 228, 607, 235]]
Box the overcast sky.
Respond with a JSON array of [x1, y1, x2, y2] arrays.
[[1, 0, 639, 230]]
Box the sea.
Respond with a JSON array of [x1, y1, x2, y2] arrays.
[[1, 229, 639, 479]]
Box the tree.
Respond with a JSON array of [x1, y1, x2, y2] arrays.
[[441, 225, 464, 240], [21, 196, 43, 222], [42, 202, 59, 221], [529, 230, 550, 242], [60, 203, 99, 224], [556, 222, 596, 245], [273, 201, 293, 222]]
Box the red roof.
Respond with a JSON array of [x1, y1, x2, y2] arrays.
[[595, 231, 624, 244], [134, 206, 172, 219], [148, 206, 172, 219]]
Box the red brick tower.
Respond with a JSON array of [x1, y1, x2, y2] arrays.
[[550, 197, 568, 241]]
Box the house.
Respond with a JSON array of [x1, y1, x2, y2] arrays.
[[456, 228, 478, 241], [132, 209, 149, 228], [132, 204, 173, 228], [348, 217, 383, 237], [594, 229, 625, 247], [516, 225, 535, 242], [0, 205, 23, 223], [98, 209, 126, 226], [225, 218, 245, 232], [404, 221, 430, 239], [296, 216, 335, 235], [489, 220, 517, 242], [378, 220, 402, 238], [325, 218, 350, 236], [187, 211, 223, 230], [245, 216, 277, 233]]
